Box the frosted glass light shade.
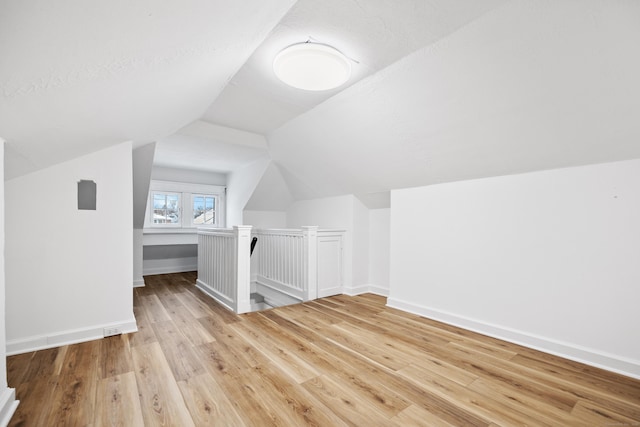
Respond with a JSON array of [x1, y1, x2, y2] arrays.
[[273, 42, 351, 91]]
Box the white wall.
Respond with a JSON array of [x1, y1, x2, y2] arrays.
[[226, 158, 270, 226], [244, 163, 294, 212], [143, 257, 197, 276], [352, 196, 369, 291], [243, 210, 287, 229], [0, 139, 19, 425], [287, 195, 362, 293], [389, 159, 640, 378], [143, 244, 197, 276], [133, 229, 145, 287], [151, 166, 227, 186], [5, 142, 137, 354], [287, 194, 353, 229], [133, 143, 156, 228], [132, 143, 155, 287], [369, 208, 390, 295], [285, 195, 384, 296]]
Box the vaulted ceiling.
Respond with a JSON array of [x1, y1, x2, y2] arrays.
[[2, 1, 640, 210], [0, 0, 295, 179], [268, 1, 640, 201]]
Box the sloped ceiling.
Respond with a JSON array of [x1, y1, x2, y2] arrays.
[[244, 163, 294, 211], [3, 1, 639, 210], [0, 0, 295, 180], [132, 142, 156, 228], [268, 1, 640, 200], [203, 0, 507, 134], [153, 120, 269, 173]]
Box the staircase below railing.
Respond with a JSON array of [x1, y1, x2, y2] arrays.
[[250, 227, 318, 307], [196, 226, 344, 313]]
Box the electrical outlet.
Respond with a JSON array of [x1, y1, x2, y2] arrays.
[[103, 327, 122, 337]]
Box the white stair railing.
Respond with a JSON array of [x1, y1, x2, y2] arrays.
[[197, 225, 342, 313], [251, 226, 318, 302], [196, 225, 252, 314]]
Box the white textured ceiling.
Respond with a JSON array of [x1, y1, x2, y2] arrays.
[[3, 0, 639, 212], [203, 0, 506, 134], [153, 121, 269, 173], [267, 0, 640, 200], [0, 0, 295, 179]]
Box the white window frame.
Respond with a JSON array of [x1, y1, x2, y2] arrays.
[[150, 191, 182, 228], [144, 180, 226, 230], [191, 193, 219, 227]]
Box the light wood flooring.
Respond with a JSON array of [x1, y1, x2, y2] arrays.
[[7, 272, 640, 426]]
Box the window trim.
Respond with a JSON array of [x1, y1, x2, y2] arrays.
[[191, 193, 219, 227], [150, 190, 182, 228], [144, 180, 226, 230]]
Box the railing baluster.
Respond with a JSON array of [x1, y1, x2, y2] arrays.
[[199, 227, 328, 311]]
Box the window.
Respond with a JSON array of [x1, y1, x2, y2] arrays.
[[152, 192, 181, 225], [192, 194, 217, 225], [145, 181, 225, 229]]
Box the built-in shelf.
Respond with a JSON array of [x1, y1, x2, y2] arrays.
[[143, 229, 198, 246]]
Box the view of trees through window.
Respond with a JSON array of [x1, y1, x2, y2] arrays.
[[153, 192, 180, 224], [146, 181, 224, 228], [193, 195, 216, 224]]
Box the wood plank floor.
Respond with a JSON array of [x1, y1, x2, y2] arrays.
[[7, 272, 640, 426]]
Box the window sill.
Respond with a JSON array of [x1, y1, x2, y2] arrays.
[[143, 228, 199, 246], [143, 228, 198, 235]]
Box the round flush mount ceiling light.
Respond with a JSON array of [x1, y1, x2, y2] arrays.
[[273, 42, 351, 91]]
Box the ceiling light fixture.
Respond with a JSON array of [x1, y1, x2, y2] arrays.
[[273, 42, 351, 91]]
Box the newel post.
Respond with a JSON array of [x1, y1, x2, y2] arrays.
[[302, 226, 318, 301], [234, 225, 252, 314]]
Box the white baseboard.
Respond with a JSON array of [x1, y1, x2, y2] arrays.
[[343, 285, 369, 296], [255, 276, 305, 301], [368, 285, 390, 297], [343, 284, 389, 297], [133, 278, 145, 288], [143, 257, 197, 276], [196, 279, 234, 313], [255, 282, 301, 307], [0, 388, 18, 427], [387, 297, 640, 380], [6, 318, 138, 356]]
